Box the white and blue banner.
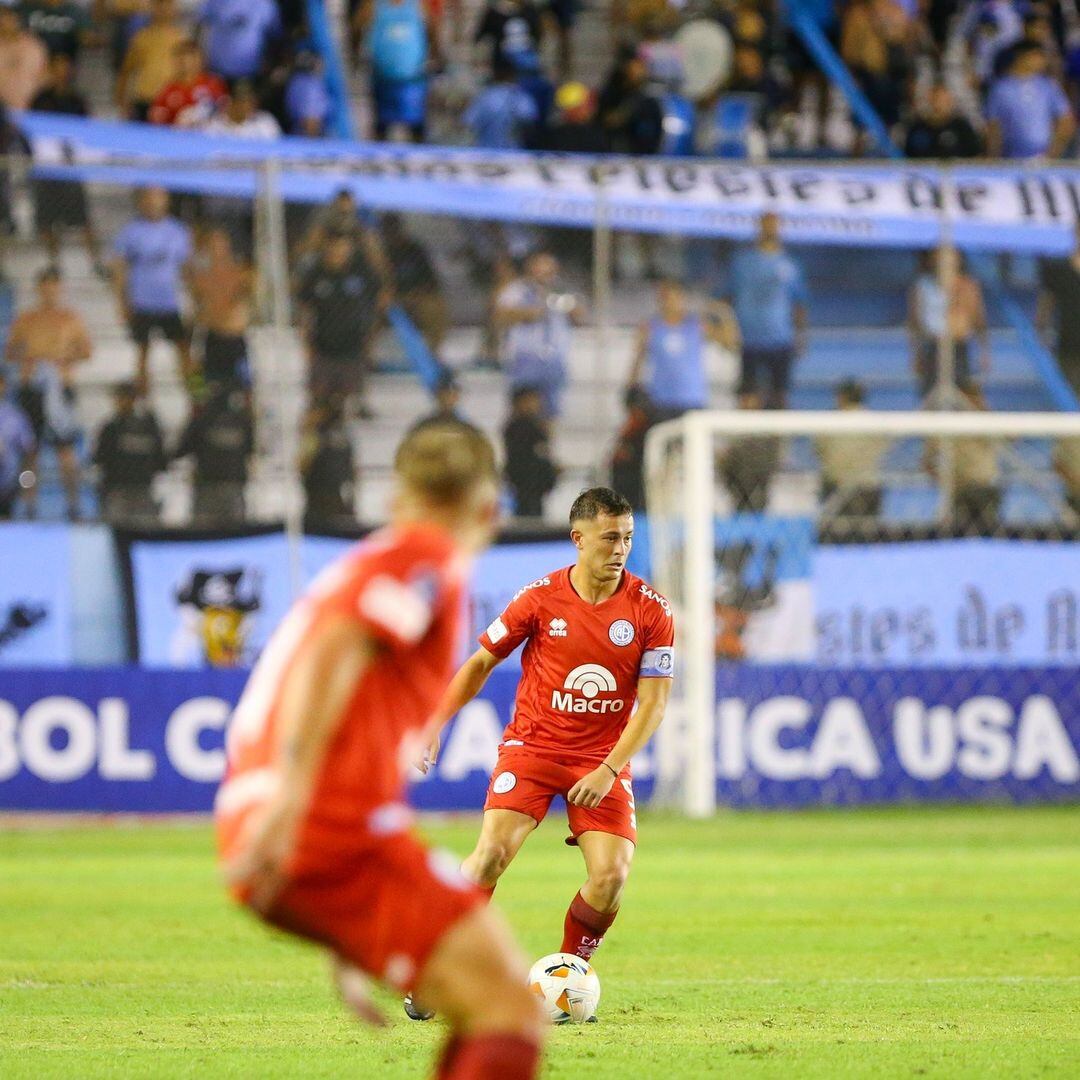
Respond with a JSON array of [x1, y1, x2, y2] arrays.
[[0, 666, 1075, 811], [716, 516, 814, 662], [128, 532, 572, 667], [814, 540, 1080, 667], [18, 112, 1080, 252], [0, 524, 74, 666]]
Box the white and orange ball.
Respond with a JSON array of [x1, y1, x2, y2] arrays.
[[527, 953, 601, 1024]]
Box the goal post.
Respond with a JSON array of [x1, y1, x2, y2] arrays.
[[644, 409, 1080, 818]]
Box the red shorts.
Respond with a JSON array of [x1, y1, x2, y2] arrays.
[[223, 810, 483, 992], [483, 746, 638, 845]]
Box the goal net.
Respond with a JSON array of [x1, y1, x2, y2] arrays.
[[644, 409, 1080, 817]]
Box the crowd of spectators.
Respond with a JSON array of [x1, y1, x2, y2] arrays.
[[328, 0, 1080, 160], [1, 0, 1080, 533], [0, 0, 334, 139]]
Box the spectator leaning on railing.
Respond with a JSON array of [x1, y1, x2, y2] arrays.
[[903, 83, 983, 159], [985, 41, 1075, 159], [149, 38, 227, 127]]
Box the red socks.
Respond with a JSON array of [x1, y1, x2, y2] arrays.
[[561, 890, 618, 960], [437, 1034, 540, 1080]]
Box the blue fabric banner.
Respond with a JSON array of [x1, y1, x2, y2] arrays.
[[18, 112, 1080, 251], [0, 666, 1075, 812]]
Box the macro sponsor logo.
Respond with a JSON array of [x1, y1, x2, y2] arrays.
[[639, 584, 672, 616], [551, 665, 624, 714]]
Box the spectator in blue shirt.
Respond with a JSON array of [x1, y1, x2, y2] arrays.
[[0, 368, 34, 518], [720, 212, 809, 409], [285, 49, 332, 136], [355, 0, 432, 142], [628, 279, 736, 421], [111, 187, 196, 397], [986, 43, 1075, 158], [464, 61, 538, 149], [199, 0, 281, 82]]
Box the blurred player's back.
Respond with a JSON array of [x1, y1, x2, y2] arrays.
[[216, 522, 466, 874], [214, 419, 546, 1080]]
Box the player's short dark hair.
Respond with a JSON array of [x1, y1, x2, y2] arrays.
[[569, 487, 633, 525], [394, 419, 498, 505]]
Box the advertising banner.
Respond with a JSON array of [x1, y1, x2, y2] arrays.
[[715, 516, 814, 662], [18, 112, 1080, 252], [813, 540, 1080, 667], [1, 666, 1075, 812], [128, 532, 573, 667], [0, 523, 74, 666]]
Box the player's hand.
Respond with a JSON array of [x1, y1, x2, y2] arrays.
[[567, 767, 616, 809], [415, 733, 440, 775], [225, 798, 300, 913]]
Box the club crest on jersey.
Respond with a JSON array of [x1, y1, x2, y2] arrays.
[[608, 619, 635, 646], [551, 664, 624, 714], [492, 771, 517, 794], [549, 617, 568, 637]]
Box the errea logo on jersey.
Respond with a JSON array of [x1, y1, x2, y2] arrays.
[[549, 618, 568, 637], [551, 664, 625, 714]]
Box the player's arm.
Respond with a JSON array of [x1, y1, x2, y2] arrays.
[[225, 614, 376, 911], [416, 646, 502, 773], [567, 676, 672, 809]]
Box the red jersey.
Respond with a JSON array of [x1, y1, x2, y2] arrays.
[[479, 567, 674, 760], [216, 523, 466, 869], [149, 74, 227, 126]]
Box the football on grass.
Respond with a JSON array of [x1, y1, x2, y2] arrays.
[[528, 953, 601, 1024]]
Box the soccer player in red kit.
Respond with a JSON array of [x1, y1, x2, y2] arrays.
[[215, 422, 545, 1080], [413, 487, 673, 1013]]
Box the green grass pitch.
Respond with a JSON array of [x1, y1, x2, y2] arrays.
[[1, 806, 1078, 1078]]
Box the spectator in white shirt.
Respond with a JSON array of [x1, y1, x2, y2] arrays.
[[202, 79, 281, 139], [494, 252, 585, 419]]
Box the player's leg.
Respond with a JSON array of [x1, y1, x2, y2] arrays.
[[414, 903, 545, 1080], [561, 768, 638, 960], [561, 831, 635, 960], [461, 808, 538, 892]]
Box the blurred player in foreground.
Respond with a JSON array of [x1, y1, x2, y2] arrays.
[[410, 487, 673, 1018], [216, 421, 545, 1079]]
